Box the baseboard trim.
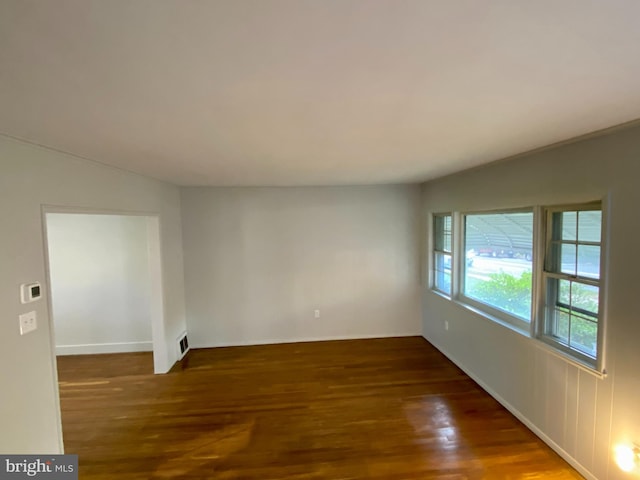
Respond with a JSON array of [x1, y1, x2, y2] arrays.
[[189, 332, 421, 349], [56, 341, 153, 356], [424, 336, 597, 480]]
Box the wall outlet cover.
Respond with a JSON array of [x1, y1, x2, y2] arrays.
[[19, 311, 37, 335]]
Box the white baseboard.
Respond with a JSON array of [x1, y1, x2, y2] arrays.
[[56, 341, 153, 356], [190, 332, 421, 349], [424, 336, 597, 480]]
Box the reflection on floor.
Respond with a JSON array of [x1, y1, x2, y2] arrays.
[[57, 337, 582, 479]]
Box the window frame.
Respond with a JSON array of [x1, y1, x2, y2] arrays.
[[536, 202, 606, 372], [431, 212, 453, 296], [427, 201, 607, 375], [458, 207, 536, 333]]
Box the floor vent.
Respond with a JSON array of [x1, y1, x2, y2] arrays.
[[177, 332, 190, 359]]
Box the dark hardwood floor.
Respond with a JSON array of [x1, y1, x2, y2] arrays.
[[56, 337, 582, 479]]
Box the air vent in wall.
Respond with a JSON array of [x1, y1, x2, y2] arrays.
[[177, 332, 190, 359]]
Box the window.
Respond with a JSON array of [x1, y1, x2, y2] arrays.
[[432, 214, 452, 295], [462, 211, 534, 328], [429, 202, 606, 372], [540, 205, 603, 368]]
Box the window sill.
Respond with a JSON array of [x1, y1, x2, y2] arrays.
[[429, 288, 452, 301]]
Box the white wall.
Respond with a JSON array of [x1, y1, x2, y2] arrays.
[[0, 135, 186, 454], [181, 186, 422, 347], [421, 123, 640, 480], [47, 214, 153, 355]]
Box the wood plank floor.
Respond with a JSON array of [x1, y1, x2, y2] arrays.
[[57, 337, 583, 479]]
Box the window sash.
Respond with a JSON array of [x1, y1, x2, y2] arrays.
[[460, 209, 534, 327], [432, 214, 453, 295], [540, 204, 603, 368]]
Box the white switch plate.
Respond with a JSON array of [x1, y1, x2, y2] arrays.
[[314, 309, 320, 318], [19, 311, 37, 335]]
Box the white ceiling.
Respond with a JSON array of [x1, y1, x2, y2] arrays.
[[1, 1, 640, 186]]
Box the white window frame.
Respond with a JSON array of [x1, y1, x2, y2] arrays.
[[537, 202, 606, 372], [427, 201, 607, 375], [458, 207, 536, 333], [431, 213, 453, 296]]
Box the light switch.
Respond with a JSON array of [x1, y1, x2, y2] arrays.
[[19, 311, 37, 335]]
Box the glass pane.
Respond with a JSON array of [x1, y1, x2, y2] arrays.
[[443, 216, 452, 252], [434, 215, 452, 252], [569, 314, 598, 358], [560, 243, 577, 276], [464, 212, 533, 321], [558, 279, 571, 306], [578, 245, 600, 280], [443, 233, 452, 253], [578, 210, 602, 243], [434, 252, 451, 295], [552, 308, 570, 344], [465, 212, 533, 260], [561, 211, 577, 241], [434, 216, 444, 251], [571, 283, 599, 317]]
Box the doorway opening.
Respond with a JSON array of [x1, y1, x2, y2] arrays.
[[42, 209, 168, 451]]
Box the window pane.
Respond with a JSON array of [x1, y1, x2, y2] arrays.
[[571, 283, 599, 317], [434, 252, 451, 295], [560, 211, 577, 241], [552, 308, 570, 344], [560, 243, 577, 276], [546, 277, 599, 357], [578, 245, 600, 279], [546, 278, 570, 343], [464, 212, 533, 321], [466, 212, 533, 260], [569, 314, 598, 357], [434, 216, 443, 251], [434, 215, 452, 252], [548, 241, 579, 276], [558, 279, 571, 306], [578, 210, 602, 243]]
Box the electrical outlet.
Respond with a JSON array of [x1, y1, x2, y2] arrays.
[[314, 309, 320, 319], [444, 320, 449, 331], [19, 311, 37, 335]]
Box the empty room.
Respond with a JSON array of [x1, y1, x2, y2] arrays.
[[1, 1, 640, 479]]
